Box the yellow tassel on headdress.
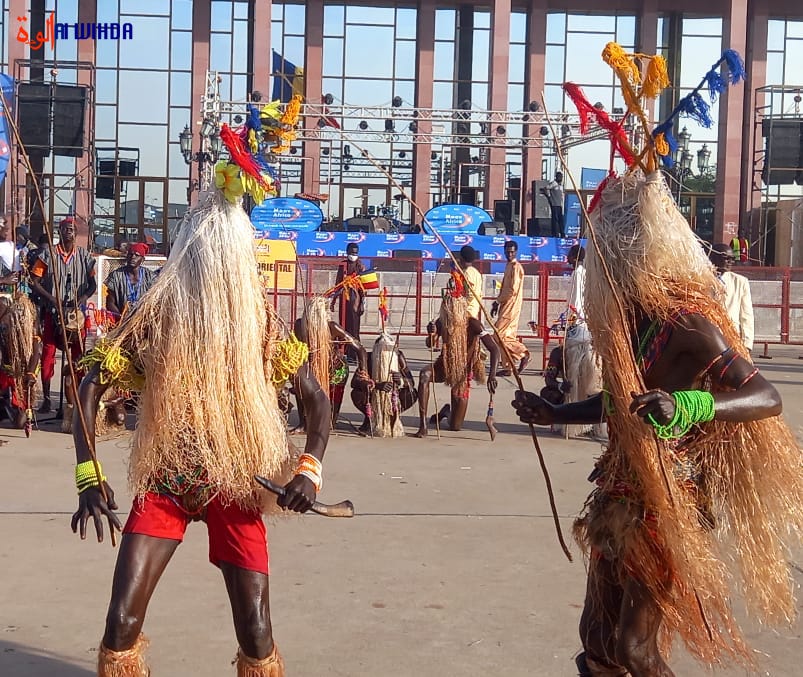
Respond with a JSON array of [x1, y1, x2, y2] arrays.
[[654, 132, 670, 157], [602, 42, 640, 87], [643, 55, 670, 98]]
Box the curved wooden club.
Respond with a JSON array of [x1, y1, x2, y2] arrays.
[[254, 475, 355, 518]]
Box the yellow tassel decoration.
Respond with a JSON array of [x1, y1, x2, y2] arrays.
[[235, 646, 285, 677], [97, 634, 149, 677], [643, 55, 670, 98], [271, 333, 310, 388], [80, 340, 145, 392], [654, 132, 670, 157]]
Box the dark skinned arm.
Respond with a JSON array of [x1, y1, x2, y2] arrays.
[[105, 290, 121, 317], [425, 319, 442, 349], [69, 363, 122, 542], [76, 274, 98, 308], [30, 273, 57, 307], [329, 320, 367, 371], [283, 363, 331, 512], [22, 337, 42, 387], [630, 314, 781, 425], [513, 391, 604, 426]]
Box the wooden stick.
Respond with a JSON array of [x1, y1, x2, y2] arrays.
[[0, 88, 117, 546], [329, 130, 572, 561]]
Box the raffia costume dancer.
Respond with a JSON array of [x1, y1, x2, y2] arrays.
[[70, 189, 331, 676], [0, 294, 41, 430], [292, 296, 365, 430], [415, 278, 499, 437], [351, 332, 418, 437], [514, 46, 803, 676]]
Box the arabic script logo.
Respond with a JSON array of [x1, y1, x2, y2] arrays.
[[16, 12, 133, 51]]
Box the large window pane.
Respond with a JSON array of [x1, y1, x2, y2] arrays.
[[171, 0, 192, 30], [509, 44, 526, 83], [545, 45, 565, 83], [210, 1, 232, 30], [95, 105, 117, 142], [434, 42, 455, 80], [395, 41, 416, 80], [96, 69, 118, 105], [510, 13, 527, 43], [345, 26, 394, 78], [472, 30, 490, 82], [324, 5, 345, 36], [119, 17, 169, 69], [396, 8, 417, 40], [210, 33, 232, 72], [118, 71, 168, 124], [567, 14, 615, 33], [546, 12, 566, 42], [435, 10, 456, 41], [170, 31, 192, 70], [323, 38, 344, 77], [346, 7, 395, 25], [117, 124, 168, 177], [169, 71, 191, 107]]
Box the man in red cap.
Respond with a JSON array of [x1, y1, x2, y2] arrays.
[[30, 217, 96, 413], [104, 242, 156, 318]]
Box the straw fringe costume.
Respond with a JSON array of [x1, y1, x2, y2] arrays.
[[86, 192, 291, 513], [0, 294, 40, 427], [370, 333, 405, 438], [548, 44, 803, 673], [577, 170, 803, 668]]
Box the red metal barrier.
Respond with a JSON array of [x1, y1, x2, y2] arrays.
[[263, 260, 803, 363]]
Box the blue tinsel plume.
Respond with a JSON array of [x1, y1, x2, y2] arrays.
[[722, 49, 746, 84]]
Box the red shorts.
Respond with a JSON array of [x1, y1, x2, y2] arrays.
[[123, 492, 269, 574]]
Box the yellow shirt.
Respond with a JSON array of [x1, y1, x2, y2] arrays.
[[463, 266, 484, 319]]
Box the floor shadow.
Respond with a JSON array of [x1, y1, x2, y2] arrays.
[[0, 640, 94, 676]]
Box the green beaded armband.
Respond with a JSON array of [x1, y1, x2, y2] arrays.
[[648, 390, 715, 440]]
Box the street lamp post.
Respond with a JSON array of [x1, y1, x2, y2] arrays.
[[179, 117, 221, 201]]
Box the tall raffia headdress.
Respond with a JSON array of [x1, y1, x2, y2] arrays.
[[566, 44, 803, 668]]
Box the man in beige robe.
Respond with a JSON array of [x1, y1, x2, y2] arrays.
[[491, 240, 530, 376]]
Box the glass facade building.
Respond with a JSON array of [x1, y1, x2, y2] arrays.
[[0, 0, 801, 260]]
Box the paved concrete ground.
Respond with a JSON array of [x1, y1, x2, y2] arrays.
[[1, 341, 801, 676]]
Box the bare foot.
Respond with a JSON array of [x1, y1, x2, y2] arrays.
[[413, 426, 428, 438], [289, 426, 307, 436], [517, 354, 531, 375]]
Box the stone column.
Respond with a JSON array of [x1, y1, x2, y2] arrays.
[[487, 0, 511, 214], [520, 0, 547, 234], [190, 0, 211, 201], [411, 0, 436, 217], [714, 0, 748, 244], [301, 0, 323, 196]]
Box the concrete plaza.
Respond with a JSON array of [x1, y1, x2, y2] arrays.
[[1, 342, 801, 676]]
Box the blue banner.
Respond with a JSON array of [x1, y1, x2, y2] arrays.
[[0, 74, 13, 190], [252, 230, 583, 271], [565, 168, 608, 237], [580, 167, 607, 191], [250, 197, 324, 232], [422, 203, 494, 233]]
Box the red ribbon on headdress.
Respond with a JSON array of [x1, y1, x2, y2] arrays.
[[563, 83, 635, 168], [219, 123, 272, 191], [129, 242, 149, 257]]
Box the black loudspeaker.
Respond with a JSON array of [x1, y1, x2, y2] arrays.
[[508, 177, 521, 215], [762, 119, 802, 185], [493, 199, 513, 223], [52, 85, 86, 157], [347, 217, 374, 232], [531, 180, 552, 219], [17, 83, 51, 156], [479, 221, 506, 236], [458, 187, 478, 205], [393, 249, 423, 259], [526, 217, 551, 237], [96, 157, 138, 199]]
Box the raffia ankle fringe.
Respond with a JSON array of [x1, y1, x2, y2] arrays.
[[97, 634, 149, 676], [235, 645, 285, 676], [584, 655, 630, 677]]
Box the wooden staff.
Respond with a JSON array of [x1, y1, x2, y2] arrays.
[[0, 87, 117, 546], [327, 130, 572, 561]]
